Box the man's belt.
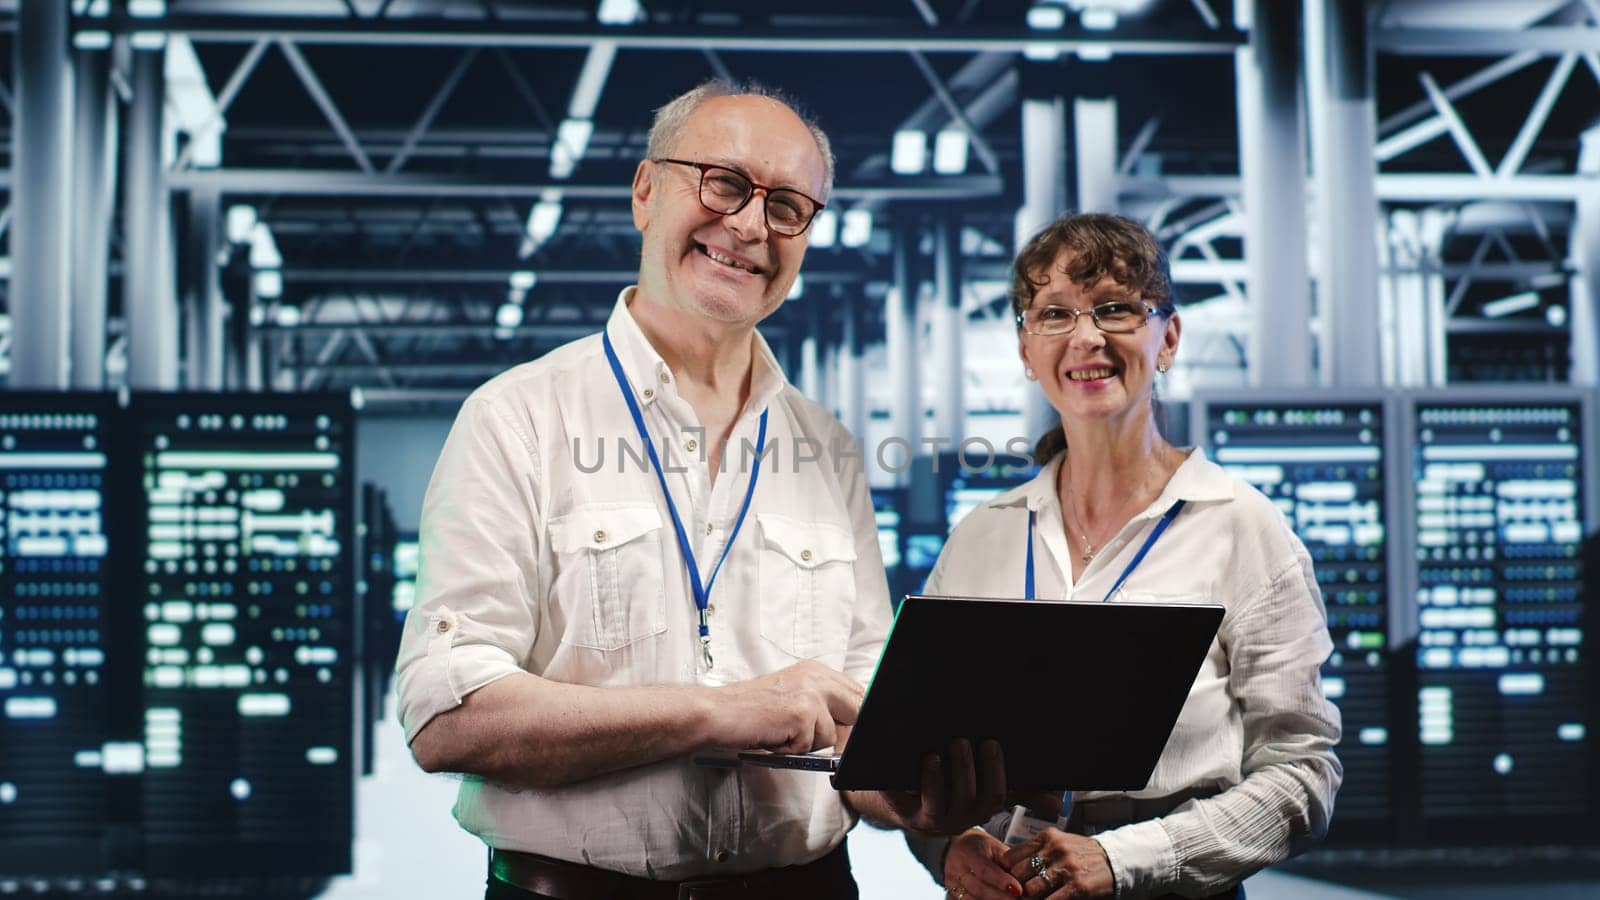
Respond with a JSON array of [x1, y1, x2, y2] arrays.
[[489, 843, 855, 900]]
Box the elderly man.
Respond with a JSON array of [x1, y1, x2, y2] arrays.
[[395, 80, 1008, 900]]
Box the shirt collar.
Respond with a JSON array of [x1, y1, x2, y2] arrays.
[[603, 286, 789, 411], [995, 446, 1235, 514]]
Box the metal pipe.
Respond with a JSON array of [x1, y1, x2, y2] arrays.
[[184, 188, 225, 389], [931, 216, 963, 442], [166, 168, 1003, 200], [70, 47, 117, 389], [1236, 0, 1312, 387], [11, 0, 73, 389], [123, 47, 180, 389], [1307, 0, 1380, 387], [1018, 96, 1066, 445], [888, 222, 921, 484], [91, 16, 1245, 54]]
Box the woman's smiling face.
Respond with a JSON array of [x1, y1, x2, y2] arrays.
[[1018, 249, 1180, 427]]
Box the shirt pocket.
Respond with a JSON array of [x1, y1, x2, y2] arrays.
[[755, 512, 858, 661], [549, 503, 667, 652]]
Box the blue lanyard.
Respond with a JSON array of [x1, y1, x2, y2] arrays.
[[1024, 499, 1186, 602], [601, 331, 767, 670]]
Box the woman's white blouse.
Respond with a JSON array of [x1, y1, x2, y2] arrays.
[[907, 450, 1343, 898]]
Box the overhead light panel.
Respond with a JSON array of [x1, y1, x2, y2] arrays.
[[550, 118, 594, 180], [496, 302, 525, 330], [891, 130, 928, 175], [255, 271, 283, 301], [527, 201, 562, 244], [129, 0, 165, 48], [933, 130, 969, 174], [226, 205, 257, 244], [597, 0, 643, 26], [509, 270, 538, 292], [567, 42, 617, 120], [840, 209, 874, 248], [1026, 4, 1066, 29], [809, 209, 838, 248], [1023, 43, 1061, 61], [247, 223, 281, 270], [1080, 7, 1118, 29], [272, 302, 300, 327], [1481, 292, 1539, 318], [787, 275, 804, 300], [1078, 45, 1113, 61], [74, 1, 112, 50]]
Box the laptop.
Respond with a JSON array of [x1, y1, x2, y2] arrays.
[[698, 594, 1224, 793]]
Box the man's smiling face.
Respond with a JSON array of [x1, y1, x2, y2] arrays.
[[631, 94, 827, 328]]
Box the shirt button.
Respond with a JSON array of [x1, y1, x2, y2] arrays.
[[800, 549, 813, 562], [685, 439, 698, 453], [642, 388, 654, 400], [707, 603, 716, 617], [705, 523, 714, 535], [593, 530, 607, 544], [713, 849, 730, 863], [659, 371, 671, 384], [435, 619, 451, 634]]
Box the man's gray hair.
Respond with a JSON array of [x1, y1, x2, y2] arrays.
[[645, 79, 835, 201]]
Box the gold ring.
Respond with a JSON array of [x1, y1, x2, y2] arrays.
[[1040, 868, 1057, 890]]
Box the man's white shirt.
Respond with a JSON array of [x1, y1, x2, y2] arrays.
[[394, 288, 892, 879]]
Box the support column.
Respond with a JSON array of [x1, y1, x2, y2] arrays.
[[12, 0, 74, 388], [837, 293, 867, 441], [183, 188, 225, 389], [931, 217, 964, 443], [798, 300, 820, 401], [1074, 95, 1118, 215], [1237, 0, 1313, 387], [887, 222, 922, 484], [224, 263, 250, 390], [124, 47, 180, 389], [1570, 128, 1599, 386], [1307, 0, 1381, 387], [1381, 209, 1450, 387], [1018, 97, 1068, 446], [817, 297, 840, 417], [71, 47, 118, 389]]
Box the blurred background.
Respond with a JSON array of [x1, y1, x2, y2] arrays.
[[0, 0, 1596, 897]]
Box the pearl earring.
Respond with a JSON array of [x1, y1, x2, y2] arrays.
[[1157, 361, 1170, 373], [1025, 367, 1036, 380]]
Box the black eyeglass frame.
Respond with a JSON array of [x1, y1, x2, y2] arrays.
[[652, 157, 826, 236], [1015, 300, 1168, 337]]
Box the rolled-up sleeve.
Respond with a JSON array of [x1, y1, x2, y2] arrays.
[[1094, 553, 1344, 898], [394, 395, 544, 744]]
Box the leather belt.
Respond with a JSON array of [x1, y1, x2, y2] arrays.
[[489, 843, 855, 900]]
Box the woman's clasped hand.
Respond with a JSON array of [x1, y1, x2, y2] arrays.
[[943, 826, 1114, 900]]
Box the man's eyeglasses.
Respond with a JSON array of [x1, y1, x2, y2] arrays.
[[1016, 300, 1163, 337], [653, 158, 825, 237]]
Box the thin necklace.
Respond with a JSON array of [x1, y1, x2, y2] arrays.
[[1061, 446, 1180, 565], [1064, 488, 1096, 564], [1058, 463, 1102, 564]]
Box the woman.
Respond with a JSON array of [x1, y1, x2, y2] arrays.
[[908, 214, 1341, 900]]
